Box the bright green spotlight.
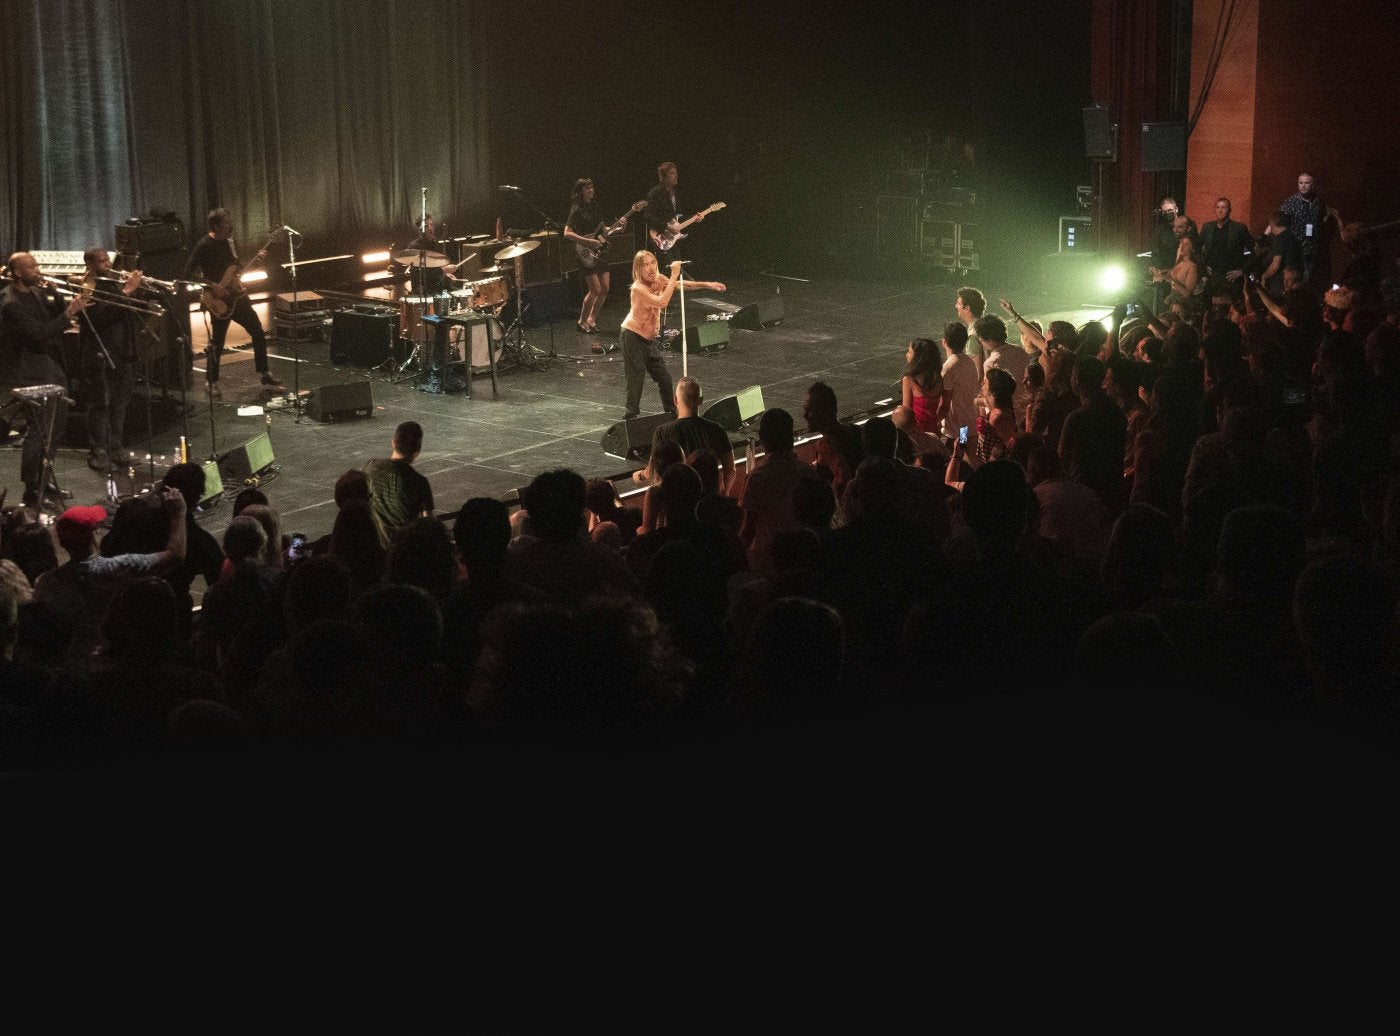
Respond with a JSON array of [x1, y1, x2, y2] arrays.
[[1099, 263, 1128, 294]]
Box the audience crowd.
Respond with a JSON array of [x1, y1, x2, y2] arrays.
[[3, 182, 1400, 779]]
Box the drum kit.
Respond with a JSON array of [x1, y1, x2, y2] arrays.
[[389, 237, 543, 387]]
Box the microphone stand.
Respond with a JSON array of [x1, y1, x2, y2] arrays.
[[501, 186, 560, 362], [287, 227, 304, 421]]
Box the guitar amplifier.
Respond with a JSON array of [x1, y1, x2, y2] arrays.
[[115, 219, 186, 255], [330, 310, 395, 366], [273, 291, 326, 314]]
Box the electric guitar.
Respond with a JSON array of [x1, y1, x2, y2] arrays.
[[574, 200, 646, 265], [648, 202, 726, 253], [200, 232, 277, 319]]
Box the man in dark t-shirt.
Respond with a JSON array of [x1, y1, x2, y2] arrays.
[[651, 376, 736, 493], [364, 420, 434, 548], [1262, 209, 1303, 298]]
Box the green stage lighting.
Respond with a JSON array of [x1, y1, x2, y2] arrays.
[[1099, 263, 1128, 295]]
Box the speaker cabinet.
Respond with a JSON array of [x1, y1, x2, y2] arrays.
[[306, 380, 374, 423], [1082, 105, 1115, 159], [197, 459, 224, 513], [600, 412, 673, 461], [330, 310, 395, 366], [115, 220, 186, 255], [1141, 122, 1186, 172], [730, 296, 785, 330], [682, 321, 730, 353], [699, 384, 765, 434], [220, 432, 277, 485]]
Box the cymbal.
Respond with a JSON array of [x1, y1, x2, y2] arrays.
[[529, 230, 558, 239], [392, 248, 450, 268], [494, 240, 540, 261], [479, 265, 504, 276]]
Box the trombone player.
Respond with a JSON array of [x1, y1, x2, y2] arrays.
[[1, 252, 87, 506], [79, 246, 144, 471]]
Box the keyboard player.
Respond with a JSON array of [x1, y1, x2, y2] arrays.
[[1, 252, 86, 506]]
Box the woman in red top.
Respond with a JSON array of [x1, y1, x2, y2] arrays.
[[619, 251, 725, 419], [891, 336, 946, 460]]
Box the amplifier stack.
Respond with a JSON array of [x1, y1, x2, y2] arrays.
[[272, 291, 330, 342]]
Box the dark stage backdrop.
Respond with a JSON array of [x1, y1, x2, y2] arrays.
[[2, 0, 491, 259], [3, 0, 1089, 281]]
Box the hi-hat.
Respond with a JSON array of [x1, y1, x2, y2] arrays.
[[392, 248, 450, 268], [494, 240, 540, 262]]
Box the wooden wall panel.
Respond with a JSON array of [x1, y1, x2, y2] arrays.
[[1184, 0, 1258, 229]]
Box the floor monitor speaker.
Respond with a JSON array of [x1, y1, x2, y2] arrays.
[[306, 380, 374, 423], [220, 431, 277, 485], [682, 320, 730, 353], [730, 296, 785, 330], [600, 411, 673, 461], [699, 384, 765, 434]]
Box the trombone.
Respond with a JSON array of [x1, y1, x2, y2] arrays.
[[43, 274, 166, 316]]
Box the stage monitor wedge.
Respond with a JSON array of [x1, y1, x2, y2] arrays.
[[729, 296, 785, 331], [220, 431, 277, 485], [601, 412, 673, 462], [682, 321, 730, 353], [699, 384, 765, 434], [306, 380, 373, 423]]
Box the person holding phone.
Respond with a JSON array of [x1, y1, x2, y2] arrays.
[[939, 321, 980, 455]]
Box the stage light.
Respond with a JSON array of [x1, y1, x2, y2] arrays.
[[1098, 263, 1127, 294], [361, 250, 391, 264], [240, 270, 268, 284]]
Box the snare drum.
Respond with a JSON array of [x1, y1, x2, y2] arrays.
[[399, 295, 436, 339], [467, 276, 508, 310], [446, 288, 474, 313]]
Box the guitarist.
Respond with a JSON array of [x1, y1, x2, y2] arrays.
[[644, 162, 705, 335], [644, 162, 698, 262], [563, 178, 643, 351], [184, 207, 284, 398]]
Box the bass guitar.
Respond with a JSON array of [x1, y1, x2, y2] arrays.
[[200, 230, 278, 319], [575, 201, 647, 266], [648, 202, 726, 253]]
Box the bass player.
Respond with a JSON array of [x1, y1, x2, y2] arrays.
[[184, 207, 285, 398], [562, 178, 644, 350]]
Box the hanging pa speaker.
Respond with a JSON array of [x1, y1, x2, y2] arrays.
[[1082, 105, 1115, 159], [1141, 122, 1186, 172], [730, 297, 784, 331], [600, 412, 674, 461]]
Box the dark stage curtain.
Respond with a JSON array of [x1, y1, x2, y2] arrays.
[[2, 0, 491, 258], [1090, 0, 1189, 257]]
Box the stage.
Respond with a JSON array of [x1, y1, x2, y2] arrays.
[[15, 268, 1109, 547]]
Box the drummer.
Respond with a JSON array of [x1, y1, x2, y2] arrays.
[[395, 214, 462, 296]]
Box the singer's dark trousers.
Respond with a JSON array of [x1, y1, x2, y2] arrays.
[[206, 296, 270, 383], [621, 328, 674, 418], [15, 351, 68, 496]]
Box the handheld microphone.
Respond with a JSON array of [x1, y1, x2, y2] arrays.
[[673, 260, 693, 265], [497, 185, 520, 192]]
